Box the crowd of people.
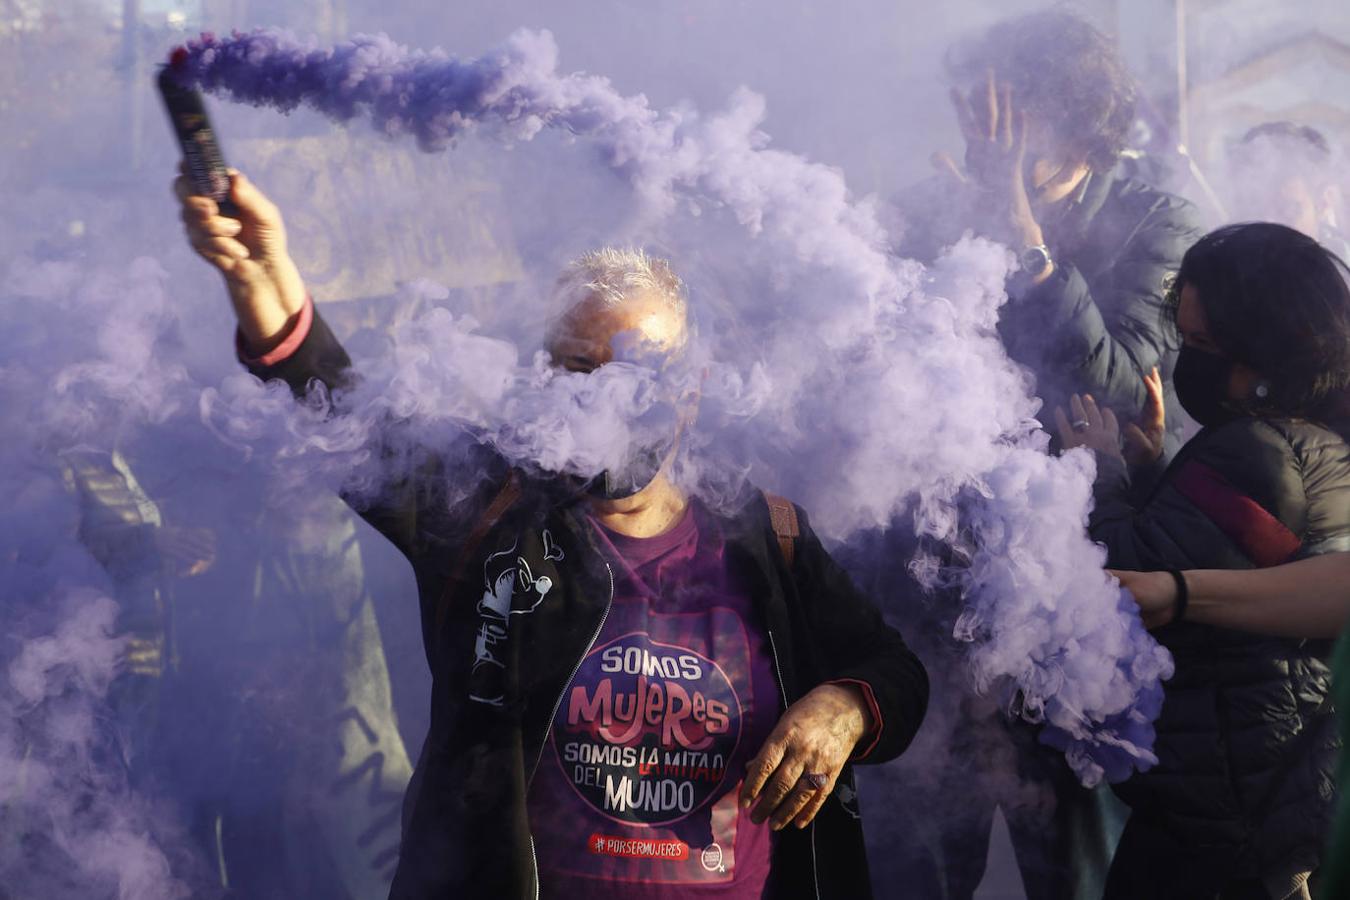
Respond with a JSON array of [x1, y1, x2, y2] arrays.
[[89, 6, 1350, 900]]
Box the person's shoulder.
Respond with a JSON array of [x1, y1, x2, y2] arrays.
[[708, 485, 813, 546], [712, 484, 780, 526], [1163, 419, 1310, 555], [1252, 417, 1350, 470], [1209, 415, 1347, 448], [1185, 416, 1350, 542], [1197, 416, 1298, 457], [1106, 172, 1203, 232], [1185, 417, 1314, 507], [1104, 170, 1184, 206]]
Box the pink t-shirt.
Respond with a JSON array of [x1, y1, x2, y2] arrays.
[[528, 502, 782, 899]]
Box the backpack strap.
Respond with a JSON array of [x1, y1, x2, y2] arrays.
[[762, 491, 800, 570], [432, 469, 524, 641]]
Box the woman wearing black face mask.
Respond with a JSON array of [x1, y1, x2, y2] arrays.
[[1057, 222, 1350, 900]]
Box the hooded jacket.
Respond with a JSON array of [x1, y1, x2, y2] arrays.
[[244, 306, 930, 899]]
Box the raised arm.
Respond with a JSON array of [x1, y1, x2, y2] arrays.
[[175, 167, 308, 355], [1001, 199, 1202, 420], [173, 168, 481, 563]]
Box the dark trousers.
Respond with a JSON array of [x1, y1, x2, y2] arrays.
[[1103, 815, 1312, 900]]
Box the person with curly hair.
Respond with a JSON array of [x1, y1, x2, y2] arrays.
[[904, 9, 1203, 459], [870, 10, 1204, 900]]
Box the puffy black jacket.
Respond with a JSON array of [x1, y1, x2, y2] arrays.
[[1088, 415, 1349, 888], [245, 308, 930, 900], [897, 168, 1204, 455]]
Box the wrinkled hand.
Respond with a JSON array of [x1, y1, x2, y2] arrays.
[[739, 683, 872, 831], [1110, 568, 1179, 630], [1122, 366, 1166, 467], [1056, 393, 1122, 459], [935, 69, 1044, 252]]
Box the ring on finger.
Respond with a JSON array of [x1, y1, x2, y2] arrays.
[[1071, 419, 1090, 432], [797, 772, 829, 791]]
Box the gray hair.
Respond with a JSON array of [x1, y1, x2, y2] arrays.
[[554, 247, 688, 314]]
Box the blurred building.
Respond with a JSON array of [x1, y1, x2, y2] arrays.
[[1118, 0, 1350, 224]]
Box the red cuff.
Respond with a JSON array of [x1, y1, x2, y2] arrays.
[[827, 677, 884, 761], [236, 296, 314, 368]]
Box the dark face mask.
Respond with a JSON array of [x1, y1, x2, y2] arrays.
[[1174, 345, 1237, 427]]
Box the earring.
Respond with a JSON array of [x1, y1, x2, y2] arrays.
[[1254, 381, 1271, 400]]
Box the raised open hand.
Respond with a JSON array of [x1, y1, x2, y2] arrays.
[[1055, 392, 1123, 460], [945, 69, 1044, 251], [1122, 366, 1167, 467]]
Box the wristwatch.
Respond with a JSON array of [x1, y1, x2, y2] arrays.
[[1019, 243, 1053, 279]]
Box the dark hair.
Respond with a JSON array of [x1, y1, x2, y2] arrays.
[[1240, 121, 1331, 159], [1170, 222, 1350, 420], [945, 9, 1136, 171], [1233, 121, 1335, 178]]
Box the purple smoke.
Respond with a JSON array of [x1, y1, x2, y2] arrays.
[[0, 258, 196, 899], [173, 27, 1174, 786], [2, 248, 417, 896]]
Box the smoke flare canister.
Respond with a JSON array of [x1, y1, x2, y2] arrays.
[[157, 49, 239, 218]]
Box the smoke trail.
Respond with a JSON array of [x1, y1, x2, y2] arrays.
[[171, 27, 1173, 786]]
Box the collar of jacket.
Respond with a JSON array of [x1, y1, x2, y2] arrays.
[[1044, 166, 1115, 249]]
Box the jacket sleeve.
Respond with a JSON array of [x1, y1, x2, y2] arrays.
[[240, 301, 500, 564], [240, 298, 355, 398], [1001, 199, 1203, 419], [1087, 418, 1308, 572], [791, 506, 930, 764]]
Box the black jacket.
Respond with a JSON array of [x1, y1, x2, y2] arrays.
[[898, 169, 1203, 455], [246, 309, 930, 899], [1088, 415, 1349, 887]]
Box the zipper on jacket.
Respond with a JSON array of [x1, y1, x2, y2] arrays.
[[528, 560, 615, 898], [766, 629, 790, 708], [810, 822, 822, 900], [529, 833, 539, 900], [766, 628, 821, 897]]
